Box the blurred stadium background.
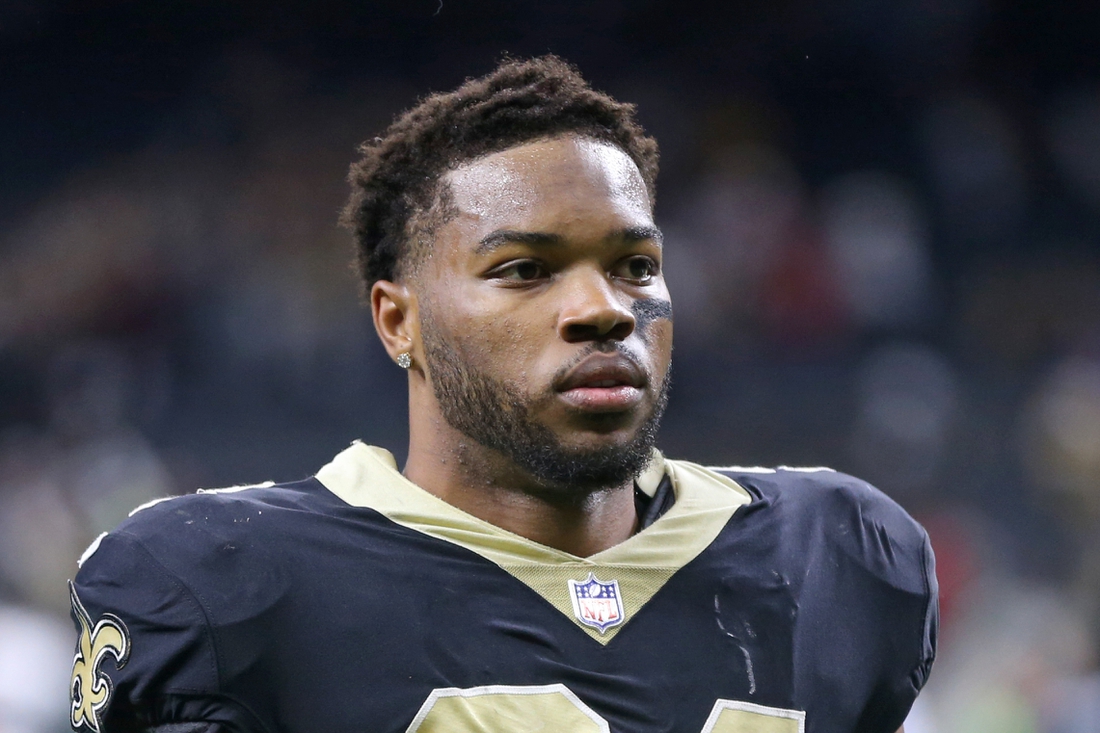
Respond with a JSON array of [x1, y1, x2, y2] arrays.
[[2, 1, 1100, 731]]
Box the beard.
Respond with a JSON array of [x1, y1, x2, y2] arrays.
[[420, 313, 670, 499]]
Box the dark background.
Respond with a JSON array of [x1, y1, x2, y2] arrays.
[[2, 2, 1099, 730]]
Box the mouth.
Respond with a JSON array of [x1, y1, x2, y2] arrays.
[[555, 354, 647, 413]]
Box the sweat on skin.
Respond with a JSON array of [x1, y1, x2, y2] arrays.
[[370, 135, 673, 558]]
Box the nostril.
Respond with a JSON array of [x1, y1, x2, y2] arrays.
[[605, 319, 635, 340], [563, 322, 604, 343], [562, 317, 634, 343]]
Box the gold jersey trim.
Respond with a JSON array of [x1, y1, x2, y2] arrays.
[[315, 442, 751, 643]]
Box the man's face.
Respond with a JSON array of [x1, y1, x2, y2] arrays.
[[415, 135, 673, 497]]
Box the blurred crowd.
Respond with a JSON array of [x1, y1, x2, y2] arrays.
[[2, 2, 1100, 731]]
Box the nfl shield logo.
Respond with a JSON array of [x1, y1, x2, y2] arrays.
[[568, 573, 625, 633]]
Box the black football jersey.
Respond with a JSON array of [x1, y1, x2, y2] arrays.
[[69, 442, 937, 733]]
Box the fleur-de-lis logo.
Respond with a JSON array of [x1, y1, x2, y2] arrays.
[[69, 581, 130, 733]]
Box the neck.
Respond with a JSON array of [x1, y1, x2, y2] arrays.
[[402, 388, 638, 557]]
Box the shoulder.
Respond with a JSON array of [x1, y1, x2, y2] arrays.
[[687, 461, 938, 693], [711, 463, 926, 543], [675, 460, 934, 595], [67, 479, 336, 731], [74, 478, 334, 622], [87, 477, 325, 557]]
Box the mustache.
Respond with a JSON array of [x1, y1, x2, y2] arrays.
[[549, 342, 650, 388]]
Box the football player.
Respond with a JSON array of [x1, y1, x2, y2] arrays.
[[69, 56, 935, 733]]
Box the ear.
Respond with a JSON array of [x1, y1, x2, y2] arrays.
[[371, 280, 419, 369]]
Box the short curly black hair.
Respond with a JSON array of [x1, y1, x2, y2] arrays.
[[340, 55, 659, 289]]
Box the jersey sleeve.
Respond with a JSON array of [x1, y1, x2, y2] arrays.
[[69, 531, 265, 733], [823, 473, 939, 732], [722, 467, 939, 732], [912, 530, 938, 691], [854, 520, 938, 733]]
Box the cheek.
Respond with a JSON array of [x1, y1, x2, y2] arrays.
[[434, 301, 547, 382], [651, 319, 674, 372], [490, 314, 550, 376], [494, 312, 570, 393], [631, 298, 673, 343]]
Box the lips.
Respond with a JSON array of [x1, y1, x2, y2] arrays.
[[557, 354, 646, 391], [555, 354, 647, 412]]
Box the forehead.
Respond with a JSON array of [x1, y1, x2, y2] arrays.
[[442, 136, 652, 233]]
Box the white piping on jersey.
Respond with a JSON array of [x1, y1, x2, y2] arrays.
[[197, 481, 276, 495], [125, 481, 275, 519], [127, 495, 178, 517], [706, 465, 835, 474], [79, 481, 278, 567], [77, 532, 108, 568], [707, 466, 777, 474]]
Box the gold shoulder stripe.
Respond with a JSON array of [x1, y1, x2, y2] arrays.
[[316, 443, 751, 643], [69, 582, 130, 733]]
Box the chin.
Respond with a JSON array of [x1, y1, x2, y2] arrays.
[[512, 422, 660, 494], [558, 405, 651, 434], [558, 425, 641, 452]]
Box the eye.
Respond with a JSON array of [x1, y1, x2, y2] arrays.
[[612, 256, 659, 283], [489, 259, 549, 283]]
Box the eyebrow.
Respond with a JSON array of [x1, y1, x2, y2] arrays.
[[474, 225, 663, 255]]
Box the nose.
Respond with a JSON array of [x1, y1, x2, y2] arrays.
[[557, 267, 636, 343]]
